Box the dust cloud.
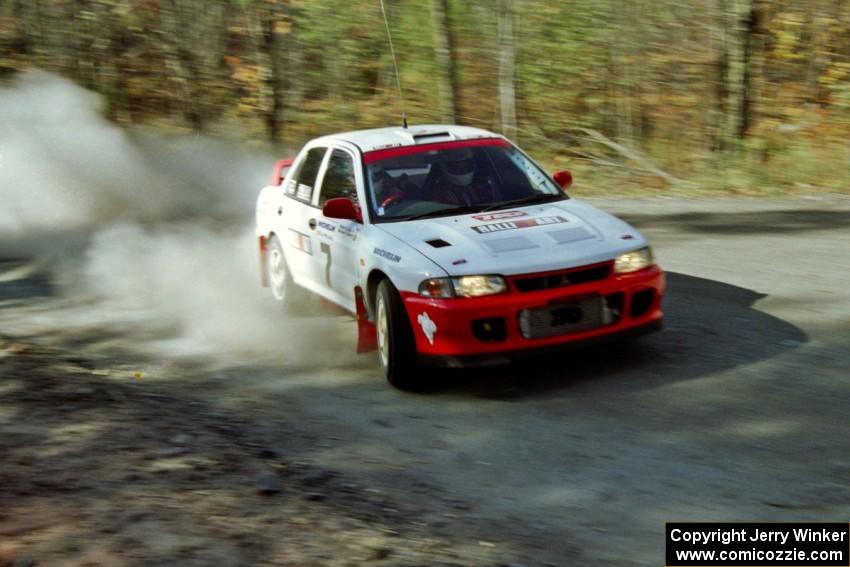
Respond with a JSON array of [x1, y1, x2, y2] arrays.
[[0, 70, 358, 368]]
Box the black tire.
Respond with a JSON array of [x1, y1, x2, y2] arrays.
[[266, 235, 305, 311], [375, 279, 422, 390]]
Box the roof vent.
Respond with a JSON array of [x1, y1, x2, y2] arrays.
[[395, 128, 456, 145], [413, 131, 452, 142], [426, 238, 452, 248]]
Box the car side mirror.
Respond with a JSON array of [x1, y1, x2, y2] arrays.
[[553, 170, 573, 190], [323, 197, 362, 223]]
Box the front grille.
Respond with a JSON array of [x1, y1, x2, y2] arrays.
[[512, 263, 611, 293], [518, 293, 623, 339], [519, 296, 604, 339]]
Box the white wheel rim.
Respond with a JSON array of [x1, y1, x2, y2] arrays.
[[268, 248, 287, 300], [377, 295, 389, 368]]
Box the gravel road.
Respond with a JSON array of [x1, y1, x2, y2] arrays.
[[2, 196, 849, 566]]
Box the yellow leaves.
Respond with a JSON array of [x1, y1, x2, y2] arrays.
[[773, 30, 803, 60], [232, 64, 261, 85], [0, 21, 16, 43], [273, 20, 292, 35], [238, 100, 261, 113], [771, 11, 804, 61], [774, 11, 805, 28], [819, 62, 850, 87]]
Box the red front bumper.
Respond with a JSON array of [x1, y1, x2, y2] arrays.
[[401, 265, 665, 359]]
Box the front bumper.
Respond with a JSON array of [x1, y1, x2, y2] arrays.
[[401, 265, 665, 360]]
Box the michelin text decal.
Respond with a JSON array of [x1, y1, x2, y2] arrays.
[[373, 248, 401, 263]]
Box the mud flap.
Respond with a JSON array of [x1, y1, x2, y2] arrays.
[[355, 286, 377, 353], [259, 235, 269, 287]]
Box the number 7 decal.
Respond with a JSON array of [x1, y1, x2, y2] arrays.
[[320, 242, 332, 287]]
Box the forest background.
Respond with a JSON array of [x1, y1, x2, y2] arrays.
[[1, 0, 848, 194]]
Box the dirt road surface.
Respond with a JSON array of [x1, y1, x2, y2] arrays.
[[2, 196, 849, 566]]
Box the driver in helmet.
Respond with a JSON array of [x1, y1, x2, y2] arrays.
[[431, 148, 493, 206]]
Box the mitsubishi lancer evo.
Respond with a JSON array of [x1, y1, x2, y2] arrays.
[[255, 125, 664, 389]]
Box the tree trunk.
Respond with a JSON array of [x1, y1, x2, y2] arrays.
[[739, 0, 765, 139], [712, 0, 731, 151], [497, 0, 517, 137], [159, 0, 201, 129], [430, 0, 457, 123]]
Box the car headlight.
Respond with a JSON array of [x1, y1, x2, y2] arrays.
[[614, 247, 654, 274], [418, 278, 454, 298], [418, 275, 508, 298]]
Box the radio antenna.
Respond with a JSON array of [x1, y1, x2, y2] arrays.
[[380, 0, 407, 128]]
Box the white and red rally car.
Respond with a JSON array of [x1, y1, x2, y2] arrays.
[[256, 125, 664, 388]]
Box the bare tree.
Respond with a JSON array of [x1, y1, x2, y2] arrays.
[[252, 0, 292, 143], [158, 0, 227, 131], [430, 0, 457, 123], [739, 0, 766, 139], [498, 0, 517, 137]]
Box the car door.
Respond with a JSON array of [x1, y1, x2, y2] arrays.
[[278, 145, 329, 292], [311, 146, 364, 312]]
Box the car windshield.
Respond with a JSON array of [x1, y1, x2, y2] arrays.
[[364, 140, 565, 222]]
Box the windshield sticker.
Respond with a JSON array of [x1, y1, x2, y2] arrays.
[[472, 210, 528, 222], [471, 216, 568, 234], [373, 247, 401, 263], [417, 312, 437, 345]]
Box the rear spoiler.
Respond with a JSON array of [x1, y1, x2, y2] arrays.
[[270, 158, 295, 186]]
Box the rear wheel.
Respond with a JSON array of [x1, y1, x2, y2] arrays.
[[266, 235, 305, 310], [375, 279, 422, 390]]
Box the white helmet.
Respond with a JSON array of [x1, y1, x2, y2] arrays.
[[441, 149, 476, 186]]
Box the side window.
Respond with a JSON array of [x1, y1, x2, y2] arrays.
[[319, 149, 357, 206], [285, 147, 326, 202]]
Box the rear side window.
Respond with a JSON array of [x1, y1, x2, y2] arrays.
[[319, 149, 357, 206], [285, 147, 327, 202]]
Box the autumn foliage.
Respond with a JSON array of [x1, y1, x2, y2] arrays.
[[1, 0, 848, 193]]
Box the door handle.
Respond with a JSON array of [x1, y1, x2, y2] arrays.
[[278, 206, 283, 216], [308, 218, 317, 230]]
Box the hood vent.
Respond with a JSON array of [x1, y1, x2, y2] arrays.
[[547, 227, 595, 244], [483, 236, 539, 253], [426, 238, 452, 248]]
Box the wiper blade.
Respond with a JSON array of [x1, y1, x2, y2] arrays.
[[400, 204, 486, 221], [479, 193, 562, 212]]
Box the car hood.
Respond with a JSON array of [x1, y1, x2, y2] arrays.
[[376, 200, 647, 276]]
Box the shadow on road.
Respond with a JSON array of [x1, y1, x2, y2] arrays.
[[0, 257, 808, 398], [619, 209, 850, 235], [434, 271, 808, 398]]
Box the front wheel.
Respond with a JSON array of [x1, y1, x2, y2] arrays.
[[375, 279, 422, 390]]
